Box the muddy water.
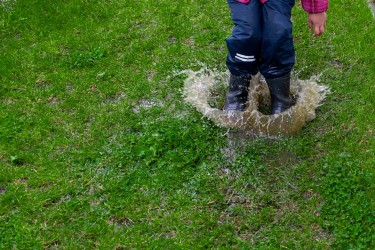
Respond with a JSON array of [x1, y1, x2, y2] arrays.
[[182, 67, 329, 137]]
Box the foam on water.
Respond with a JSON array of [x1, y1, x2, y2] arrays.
[[181, 67, 329, 137]]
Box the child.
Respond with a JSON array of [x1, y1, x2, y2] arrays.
[[224, 0, 328, 114]]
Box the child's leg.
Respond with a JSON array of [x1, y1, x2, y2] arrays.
[[260, 0, 295, 114], [226, 0, 262, 77], [259, 0, 295, 79], [224, 0, 262, 111]]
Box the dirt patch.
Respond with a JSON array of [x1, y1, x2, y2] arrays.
[[266, 149, 298, 169], [108, 215, 133, 229], [0, 186, 6, 195]]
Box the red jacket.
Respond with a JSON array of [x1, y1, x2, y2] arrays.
[[236, 0, 329, 13]]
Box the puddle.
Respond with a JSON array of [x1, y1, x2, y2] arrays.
[[182, 67, 329, 137]]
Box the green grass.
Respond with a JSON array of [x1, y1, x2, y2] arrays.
[[1, 0, 374, 249]]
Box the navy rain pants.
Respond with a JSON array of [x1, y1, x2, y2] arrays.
[[226, 0, 295, 79]]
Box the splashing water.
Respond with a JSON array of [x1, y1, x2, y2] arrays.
[[181, 67, 329, 137]]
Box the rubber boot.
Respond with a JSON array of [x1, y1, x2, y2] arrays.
[[224, 74, 251, 111], [266, 72, 293, 115]]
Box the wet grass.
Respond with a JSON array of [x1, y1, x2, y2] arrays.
[[1, 0, 374, 248]]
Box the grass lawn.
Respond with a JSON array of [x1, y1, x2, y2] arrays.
[[1, 0, 374, 248]]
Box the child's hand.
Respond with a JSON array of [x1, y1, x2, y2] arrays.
[[308, 12, 327, 37]]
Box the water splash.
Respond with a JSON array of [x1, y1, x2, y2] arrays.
[[368, 0, 375, 18], [181, 67, 329, 137], [0, 0, 15, 11]]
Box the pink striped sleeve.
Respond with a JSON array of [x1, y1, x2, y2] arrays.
[[301, 0, 329, 13], [236, 0, 250, 3]]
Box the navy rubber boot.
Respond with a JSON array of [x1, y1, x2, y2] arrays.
[[266, 73, 293, 114], [224, 74, 251, 111]]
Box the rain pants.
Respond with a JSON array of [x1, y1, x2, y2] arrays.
[[226, 0, 296, 79]]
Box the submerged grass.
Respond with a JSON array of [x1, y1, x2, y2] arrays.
[[1, 0, 374, 248]]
